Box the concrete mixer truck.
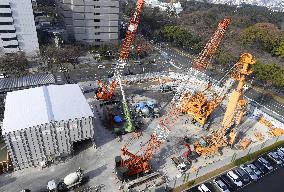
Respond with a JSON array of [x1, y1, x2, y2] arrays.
[[47, 168, 85, 191]]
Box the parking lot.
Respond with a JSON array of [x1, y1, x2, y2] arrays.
[[186, 144, 284, 192]]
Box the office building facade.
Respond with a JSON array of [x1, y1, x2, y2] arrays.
[[56, 0, 119, 44], [0, 0, 39, 55]]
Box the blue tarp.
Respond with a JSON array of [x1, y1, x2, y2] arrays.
[[114, 115, 123, 123]]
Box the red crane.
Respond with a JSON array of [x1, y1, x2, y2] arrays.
[[192, 17, 231, 71], [115, 101, 180, 180], [96, 80, 116, 101], [119, 0, 145, 62], [96, 0, 145, 101]]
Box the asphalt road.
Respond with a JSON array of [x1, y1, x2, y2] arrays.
[[242, 166, 284, 192], [67, 43, 284, 119]]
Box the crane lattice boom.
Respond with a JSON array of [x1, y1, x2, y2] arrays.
[[192, 17, 231, 70]]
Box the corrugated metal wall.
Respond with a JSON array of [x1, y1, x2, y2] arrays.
[[4, 116, 94, 170]]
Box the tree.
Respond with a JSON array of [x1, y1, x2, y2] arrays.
[[240, 23, 281, 53], [252, 62, 284, 88], [0, 52, 29, 76]]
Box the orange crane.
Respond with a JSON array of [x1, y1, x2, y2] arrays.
[[96, 0, 145, 101], [180, 17, 232, 126], [192, 17, 231, 70], [194, 53, 256, 157]]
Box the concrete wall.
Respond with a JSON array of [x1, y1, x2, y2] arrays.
[[4, 116, 94, 170]]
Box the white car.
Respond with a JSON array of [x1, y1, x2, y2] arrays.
[[97, 65, 105, 69], [227, 170, 243, 187], [0, 74, 5, 79], [247, 164, 262, 176], [213, 178, 230, 192], [198, 184, 211, 192]]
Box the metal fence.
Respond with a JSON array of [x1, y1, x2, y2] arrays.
[[167, 134, 284, 190]]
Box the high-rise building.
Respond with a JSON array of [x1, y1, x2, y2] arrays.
[[0, 0, 39, 56], [56, 0, 119, 44]]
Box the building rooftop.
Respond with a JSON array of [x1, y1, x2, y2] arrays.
[[0, 73, 56, 93], [2, 84, 93, 134]]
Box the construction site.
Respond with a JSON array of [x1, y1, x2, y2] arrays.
[[78, 1, 284, 190], [1, 0, 284, 192]]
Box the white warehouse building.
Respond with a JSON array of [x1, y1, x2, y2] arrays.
[[2, 84, 94, 170], [55, 0, 119, 44], [0, 0, 39, 55]]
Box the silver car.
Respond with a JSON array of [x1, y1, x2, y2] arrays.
[[213, 178, 230, 192], [258, 157, 273, 171], [247, 164, 262, 176], [267, 152, 283, 165], [240, 164, 258, 181]]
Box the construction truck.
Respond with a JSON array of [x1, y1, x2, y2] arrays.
[[171, 156, 188, 173], [47, 168, 85, 192]]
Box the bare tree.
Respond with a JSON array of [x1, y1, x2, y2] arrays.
[[41, 44, 85, 71], [0, 52, 29, 76]]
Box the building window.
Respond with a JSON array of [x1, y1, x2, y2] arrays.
[[95, 39, 100, 42], [94, 6, 100, 8], [95, 32, 100, 35], [0, 22, 13, 25], [94, 13, 100, 15], [94, 19, 100, 22], [1, 37, 17, 41], [95, 26, 100, 29], [4, 45, 18, 48], [0, 30, 16, 33], [0, 5, 10, 8], [0, 13, 12, 17]]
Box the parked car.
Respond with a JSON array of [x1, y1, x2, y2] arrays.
[[97, 65, 105, 69], [234, 168, 250, 184], [253, 160, 269, 174], [226, 171, 243, 187], [267, 152, 283, 166], [134, 60, 142, 65], [220, 174, 237, 191], [247, 163, 262, 177], [258, 157, 274, 171], [197, 184, 211, 192], [276, 149, 284, 161], [213, 177, 230, 192], [278, 146, 284, 154], [240, 164, 258, 181]]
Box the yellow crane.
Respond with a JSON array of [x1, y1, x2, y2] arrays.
[[194, 53, 256, 157]]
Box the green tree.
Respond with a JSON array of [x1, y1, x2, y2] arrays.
[[240, 23, 281, 53], [252, 62, 284, 88]]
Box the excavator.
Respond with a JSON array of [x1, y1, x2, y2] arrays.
[[194, 53, 256, 157]]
